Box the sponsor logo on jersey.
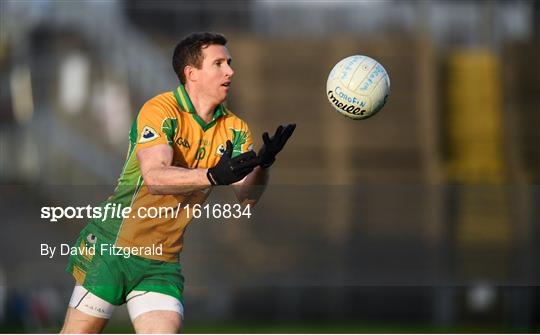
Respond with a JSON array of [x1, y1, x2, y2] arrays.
[[139, 126, 160, 143], [196, 146, 206, 160], [217, 144, 226, 156], [176, 137, 190, 149]]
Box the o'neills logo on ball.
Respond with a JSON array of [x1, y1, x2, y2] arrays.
[[327, 90, 367, 116]]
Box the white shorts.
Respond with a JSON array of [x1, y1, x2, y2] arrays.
[[68, 285, 184, 321]]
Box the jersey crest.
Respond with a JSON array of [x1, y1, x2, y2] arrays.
[[138, 126, 160, 143]]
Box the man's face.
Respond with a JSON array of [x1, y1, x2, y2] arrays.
[[193, 44, 234, 105]]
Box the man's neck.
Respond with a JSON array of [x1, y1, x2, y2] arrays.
[[185, 84, 217, 123]]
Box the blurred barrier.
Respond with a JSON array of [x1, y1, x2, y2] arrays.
[[444, 49, 512, 321], [502, 42, 540, 183], [446, 49, 505, 184]]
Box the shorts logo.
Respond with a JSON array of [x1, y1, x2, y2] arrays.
[[139, 126, 160, 143], [87, 234, 97, 244]]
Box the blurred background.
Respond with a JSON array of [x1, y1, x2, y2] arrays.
[[0, 0, 539, 332]]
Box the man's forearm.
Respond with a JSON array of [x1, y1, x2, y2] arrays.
[[144, 166, 211, 195], [233, 166, 269, 206]]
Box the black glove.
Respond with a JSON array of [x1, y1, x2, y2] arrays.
[[258, 124, 296, 168], [207, 140, 260, 185]]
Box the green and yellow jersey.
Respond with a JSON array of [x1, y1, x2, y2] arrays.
[[89, 84, 253, 262]]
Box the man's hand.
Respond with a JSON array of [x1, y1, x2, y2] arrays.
[[207, 140, 260, 185], [258, 124, 296, 168]]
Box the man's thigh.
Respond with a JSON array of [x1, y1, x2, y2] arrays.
[[132, 310, 182, 334], [127, 290, 184, 333], [61, 307, 109, 333], [61, 285, 115, 333]]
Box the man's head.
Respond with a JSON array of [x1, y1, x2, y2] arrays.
[[172, 32, 234, 105]]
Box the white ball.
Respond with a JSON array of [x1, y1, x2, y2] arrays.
[[326, 55, 390, 120]]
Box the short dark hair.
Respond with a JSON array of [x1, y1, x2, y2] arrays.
[[172, 32, 228, 84]]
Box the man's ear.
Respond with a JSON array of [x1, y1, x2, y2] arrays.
[[184, 65, 198, 83]]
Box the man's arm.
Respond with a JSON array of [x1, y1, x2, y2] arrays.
[[233, 166, 269, 206], [137, 144, 210, 195], [233, 123, 296, 206], [138, 141, 260, 195]]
